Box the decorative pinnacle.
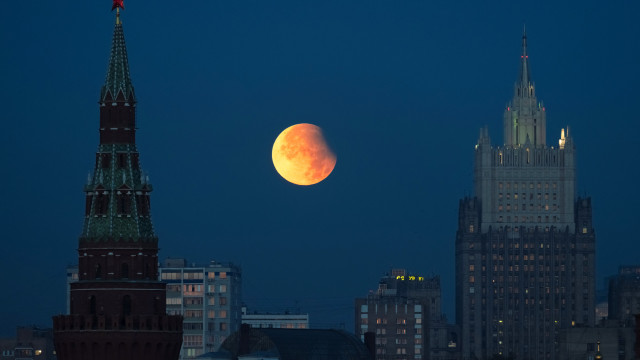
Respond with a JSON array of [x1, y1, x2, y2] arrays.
[[112, 0, 124, 24], [112, 0, 124, 11]]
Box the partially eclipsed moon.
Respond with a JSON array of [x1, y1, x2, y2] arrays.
[[272, 123, 337, 186]]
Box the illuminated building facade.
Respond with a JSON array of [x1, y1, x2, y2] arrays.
[[455, 31, 595, 360], [52, 8, 182, 360], [241, 307, 309, 329], [356, 269, 460, 360], [159, 258, 242, 359]]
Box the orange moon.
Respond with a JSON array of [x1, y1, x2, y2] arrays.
[[272, 123, 337, 186]]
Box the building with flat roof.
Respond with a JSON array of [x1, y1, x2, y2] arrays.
[[557, 320, 635, 360], [0, 327, 56, 360], [355, 269, 459, 360], [160, 259, 242, 359], [608, 266, 640, 327], [241, 307, 308, 330]]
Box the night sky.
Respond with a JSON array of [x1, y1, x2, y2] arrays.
[[1, 1, 639, 336]]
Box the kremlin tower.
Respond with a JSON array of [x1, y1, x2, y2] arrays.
[[52, 4, 183, 359]]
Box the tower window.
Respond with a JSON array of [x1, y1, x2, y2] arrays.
[[131, 153, 139, 169], [117, 153, 127, 168], [117, 194, 130, 214], [100, 154, 111, 169], [95, 193, 109, 216], [136, 195, 149, 216], [89, 296, 96, 315], [122, 295, 132, 316], [121, 263, 129, 279]]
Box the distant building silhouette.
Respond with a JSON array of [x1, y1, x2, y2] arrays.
[[455, 30, 596, 360], [159, 258, 243, 358], [557, 320, 635, 360], [52, 8, 182, 360], [608, 266, 640, 327], [212, 324, 374, 360], [0, 326, 55, 360], [355, 269, 460, 360]]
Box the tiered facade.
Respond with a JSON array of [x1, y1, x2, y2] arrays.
[[455, 32, 595, 360], [52, 9, 183, 360]]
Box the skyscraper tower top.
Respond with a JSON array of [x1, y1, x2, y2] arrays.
[[458, 30, 595, 360], [503, 28, 547, 147]]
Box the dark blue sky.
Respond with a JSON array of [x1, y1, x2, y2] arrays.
[[1, 1, 639, 336]]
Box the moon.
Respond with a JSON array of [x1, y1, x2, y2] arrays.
[[272, 123, 337, 186]]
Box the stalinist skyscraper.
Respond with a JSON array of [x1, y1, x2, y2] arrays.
[[455, 31, 595, 360]]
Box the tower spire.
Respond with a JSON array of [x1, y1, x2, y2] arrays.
[[503, 29, 546, 146], [519, 25, 531, 86], [101, 1, 134, 103]]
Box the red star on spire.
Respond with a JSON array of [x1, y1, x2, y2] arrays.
[[112, 0, 124, 11]]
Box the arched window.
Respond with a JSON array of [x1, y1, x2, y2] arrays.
[[121, 263, 129, 279], [154, 297, 161, 315], [95, 264, 102, 279], [117, 194, 130, 214], [90, 296, 96, 315], [123, 295, 132, 316]]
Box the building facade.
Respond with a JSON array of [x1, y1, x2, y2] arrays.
[[52, 7, 182, 360], [0, 327, 56, 360], [455, 31, 596, 360], [159, 259, 242, 359], [241, 307, 309, 329], [557, 322, 636, 360], [608, 266, 640, 327], [356, 269, 449, 360]]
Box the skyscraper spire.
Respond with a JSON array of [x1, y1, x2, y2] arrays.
[[518, 25, 531, 86], [503, 28, 546, 146]]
